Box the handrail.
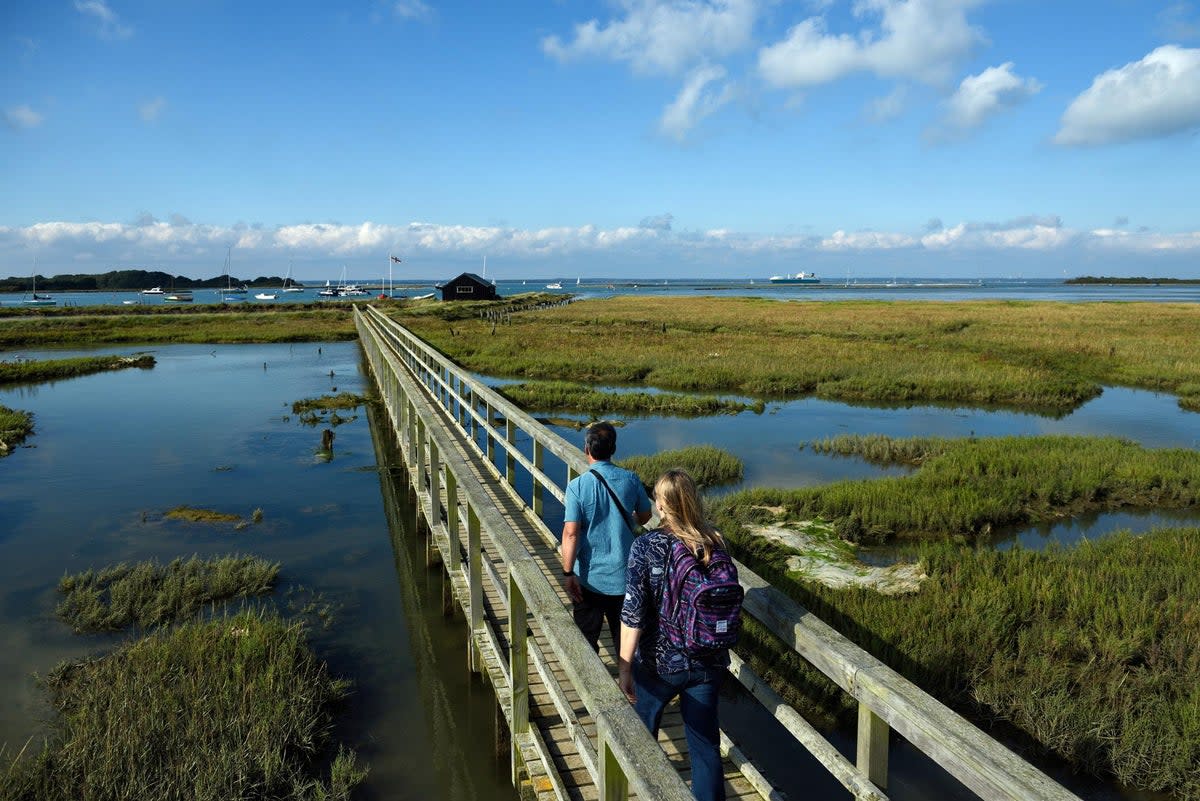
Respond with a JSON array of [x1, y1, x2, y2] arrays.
[[356, 307, 693, 801], [357, 305, 1081, 801]]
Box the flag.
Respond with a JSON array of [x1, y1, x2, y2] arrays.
[[390, 255, 403, 264]]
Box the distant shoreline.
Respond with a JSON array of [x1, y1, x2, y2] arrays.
[[1066, 276, 1200, 285]]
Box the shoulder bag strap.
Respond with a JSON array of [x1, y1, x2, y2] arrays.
[[589, 468, 637, 536]]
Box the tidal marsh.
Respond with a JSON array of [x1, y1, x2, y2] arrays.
[[618, 445, 744, 489], [0, 354, 155, 385], [498, 380, 763, 417], [2, 610, 365, 801], [55, 555, 279, 633], [291, 392, 369, 426], [718, 434, 1200, 543], [0, 304, 357, 347], [389, 297, 1200, 413], [0, 404, 33, 454], [719, 523, 1200, 799]]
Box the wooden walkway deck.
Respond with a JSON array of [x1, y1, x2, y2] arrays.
[[354, 305, 1082, 801]]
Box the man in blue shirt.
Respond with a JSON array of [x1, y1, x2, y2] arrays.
[[560, 422, 653, 654]]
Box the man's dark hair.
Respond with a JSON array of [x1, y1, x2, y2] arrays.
[[584, 421, 617, 461]]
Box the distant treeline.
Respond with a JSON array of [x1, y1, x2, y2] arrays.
[[0, 269, 293, 293], [1067, 275, 1200, 284]]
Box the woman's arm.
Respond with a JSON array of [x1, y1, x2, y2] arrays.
[[618, 624, 642, 702]]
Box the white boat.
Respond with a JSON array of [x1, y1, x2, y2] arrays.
[[255, 292, 277, 300], [219, 246, 248, 294], [281, 261, 305, 292], [339, 283, 369, 296], [23, 272, 55, 306], [318, 280, 338, 298], [412, 292, 435, 300], [164, 290, 193, 303], [141, 286, 165, 295], [768, 271, 820, 284], [545, 281, 563, 289]]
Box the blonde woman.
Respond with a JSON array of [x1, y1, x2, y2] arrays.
[[619, 468, 738, 801]]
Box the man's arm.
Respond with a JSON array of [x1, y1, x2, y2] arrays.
[[561, 521, 583, 602]]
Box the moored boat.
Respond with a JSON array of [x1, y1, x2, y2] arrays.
[[141, 286, 165, 295], [255, 292, 277, 300], [768, 271, 820, 284], [164, 290, 193, 303]]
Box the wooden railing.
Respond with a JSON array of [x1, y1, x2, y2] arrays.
[[355, 305, 1081, 801]]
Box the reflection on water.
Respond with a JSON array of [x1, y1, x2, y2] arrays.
[[523, 384, 1200, 549], [0, 342, 513, 801]]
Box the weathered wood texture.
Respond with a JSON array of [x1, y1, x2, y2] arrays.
[[356, 306, 1081, 801]]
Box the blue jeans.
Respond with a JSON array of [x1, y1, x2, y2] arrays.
[[632, 660, 725, 801]]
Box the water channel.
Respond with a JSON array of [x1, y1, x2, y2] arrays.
[[3, 340, 1196, 799]]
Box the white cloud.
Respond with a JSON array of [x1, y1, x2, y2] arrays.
[[4, 216, 1200, 280], [139, 96, 166, 123], [1055, 45, 1200, 146], [394, 0, 432, 21], [75, 0, 133, 39], [937, 62, 1041, 134], [820, 230, 917, 250], [542, 0, 758, 76], [866, 85, 909, 122], [4, 105, 44, 130], [659, 65, 734, 140], [758, 0, 986, 89]]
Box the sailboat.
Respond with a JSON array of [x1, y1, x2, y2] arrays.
[[219, 246, 248, 297], [281, 260, 305, 293], [23, 268, 56, 306]]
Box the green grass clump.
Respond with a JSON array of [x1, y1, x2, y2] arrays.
[[718, 434, 1200, 543], [716, 523, 1200, 798], [0, 305, 357, 347], [618, 445, 744, 490], [291, 393, 368, 426], [0, 404, 34, 454], [1, 610, 366, 800], [55, 555, 279, 633], [498, 380, 763, 417], [165, 505, 243, 523], [809, 433, 953, 465], [389, 297, 1200, 414], [0, 354, 155, 385]]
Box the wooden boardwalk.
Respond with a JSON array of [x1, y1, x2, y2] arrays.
[[354, 305, 1082, 801]]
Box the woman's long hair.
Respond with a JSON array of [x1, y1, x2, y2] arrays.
[[653, 468, 725, 565]]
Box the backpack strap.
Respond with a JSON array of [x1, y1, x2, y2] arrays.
[[589, 468, 638, 536]]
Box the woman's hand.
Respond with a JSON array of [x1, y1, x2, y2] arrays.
[[618, 663, 637, 703]]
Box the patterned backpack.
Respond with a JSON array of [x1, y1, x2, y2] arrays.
[[658, 537, 744, 655]]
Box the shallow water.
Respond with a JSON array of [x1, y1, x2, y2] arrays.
[[2, 341, 1192, 800], [0, 342, 514, 801]]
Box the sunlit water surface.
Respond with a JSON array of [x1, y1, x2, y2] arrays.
[[3, 341, 1194, 800]]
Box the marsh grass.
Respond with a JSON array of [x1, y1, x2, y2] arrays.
[[165, 505, 243, 524], [291, 393, 368, 426], [498, 380, 764, 417], [0, 354, 155, 385], [1, 610, 366, 801], [618, 445, 743, 489], [55, 555, 279, 633], [0, 305, 357, 347], [718, 435, 1200, 543], [716, 520, 1200, 798], [0, 404, 33, 454], [390, 297, 1200, 413]]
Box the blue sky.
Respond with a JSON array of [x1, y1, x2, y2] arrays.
[[2, 0, 1199, 281]]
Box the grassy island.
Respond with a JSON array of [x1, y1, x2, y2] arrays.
[[2, 611, 366, 800], [387, 296, 1200, 413], [0, 354, 155, 385], [498, 380, 763, 417], [0, 404, 34, 454]]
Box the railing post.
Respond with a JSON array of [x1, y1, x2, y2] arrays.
[[486, 402, 496, 468], [532, 441, 544, 519], [597, 715, 629, 801], [508, 573, 529, 783], [468, 504, 483, 673], [857, 702, 890, 790], [428, 439, 442, 567], [505, 417, 516, 489]]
